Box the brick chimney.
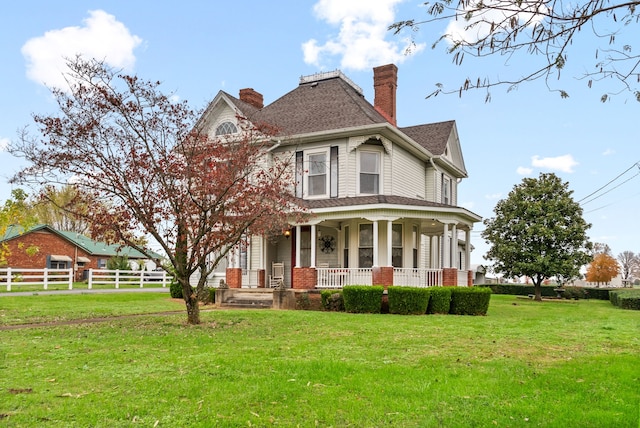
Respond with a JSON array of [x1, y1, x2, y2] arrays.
[[373, 64, 398, 126], [239, 88, 264, 109]]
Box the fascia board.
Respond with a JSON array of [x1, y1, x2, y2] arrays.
[[308, 202, 482, 223]]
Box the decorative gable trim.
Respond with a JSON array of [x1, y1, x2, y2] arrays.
[[348, 135, 392, 154]]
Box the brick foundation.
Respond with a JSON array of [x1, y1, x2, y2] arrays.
[[442, 268, 458, 286], [292, 267, 316, 289], [226, 268, 242, 288], [467, 270, 473, 287], [372, 266, 394, 288]]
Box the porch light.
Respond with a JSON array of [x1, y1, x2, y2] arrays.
[[283, 229, 291, 239]]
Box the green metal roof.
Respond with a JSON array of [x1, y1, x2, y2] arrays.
[[1, 224, 161, 259]]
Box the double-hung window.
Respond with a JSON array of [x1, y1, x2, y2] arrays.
[[392, 224, 403, 267], [359, 151, 380, 194], [308, 152, 327, 197], [442, 174, 451, 205], [358, 224, 374, 268]]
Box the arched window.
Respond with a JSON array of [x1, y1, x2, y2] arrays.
[[215, 121, 238, 136]]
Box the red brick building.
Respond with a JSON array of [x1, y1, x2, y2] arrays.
[[1, 224, 159, 280]]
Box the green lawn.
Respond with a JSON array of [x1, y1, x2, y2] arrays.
[[0, 294, 638, 427]]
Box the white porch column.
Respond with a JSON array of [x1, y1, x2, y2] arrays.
[[372, 220, 379, 267], [442, 223, 450, 268], [230, 246, 237, 268], [387, 220, 393, 266], [451, 223, 458, 269], [465, 229, 471, 271], [295, 225, 302, 268], [430, 236, 437, 268], [310, 224, 317, 268]]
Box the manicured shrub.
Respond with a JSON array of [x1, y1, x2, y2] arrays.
[[321, 290, 345, 311], [610, 289, 640, 310], [169, 280, 183, 299], [208, 287, 216, 304], [619, 293, 640, 310], [387, 286, 430, 315], [609, 290, 622, 306], [449, 287, 492, 316], [342, 285, 384, 314], [487, 284, 557, 297], [427, 287, 452, 314], [583, 288, 611, 300]]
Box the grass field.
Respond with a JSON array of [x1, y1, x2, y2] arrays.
[[0, 293, 638, 427]]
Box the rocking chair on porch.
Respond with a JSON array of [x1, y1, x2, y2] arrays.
[[269, 262, 285, 288]]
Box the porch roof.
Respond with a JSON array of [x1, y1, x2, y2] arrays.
[[295, 195, 482, 226], [298, 195, 450, 210]]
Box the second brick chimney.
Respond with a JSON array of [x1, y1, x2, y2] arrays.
[[373, 64, 398, 126], [239, 88, 264, 109]]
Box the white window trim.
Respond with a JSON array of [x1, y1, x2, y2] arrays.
[[442, 175, 451, 205], [304, 148, 330, 199], [357, 147, 383, 196]]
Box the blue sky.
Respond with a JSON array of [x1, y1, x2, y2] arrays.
[[1, 1, 639, 265]]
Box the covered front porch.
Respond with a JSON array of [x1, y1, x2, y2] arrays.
[[225, 204, 480, 289]]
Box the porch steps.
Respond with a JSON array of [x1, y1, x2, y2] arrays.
[[218, 289, 273, 309]]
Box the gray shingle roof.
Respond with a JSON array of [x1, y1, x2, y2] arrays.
[[400, 121, 454, 156], [297, 195, 451, 210], [229, 76, 389, 136]]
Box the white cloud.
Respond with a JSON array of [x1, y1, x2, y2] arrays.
[[602, 148, 615, 156], [531, 154, 578, 173], [21, 10, 142, 90], [444, 0, 546, 45], [516, 166, 533, 176], [303, 0, 424, 70], [485, 192, 502, 200], [0, 137, 9, 152]]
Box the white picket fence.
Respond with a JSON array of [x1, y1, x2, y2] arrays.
[[0, 267, 170, 291], [86, 269, 170, 289], [0, 268, 74, 291]]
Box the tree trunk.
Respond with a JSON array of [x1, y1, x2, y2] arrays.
[[533, 279, 543, 302], [182, 280, 200, 324]]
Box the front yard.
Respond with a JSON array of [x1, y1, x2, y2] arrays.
[[0, 293, 638, 426]]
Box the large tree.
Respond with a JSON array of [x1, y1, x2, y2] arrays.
[[390, 0, 640, 101], [30, 185, 92, 235], [586, 252, 620, 284], [10, 57, 302, 324], [482, 173, 592, 300], [617, 250, 639, 285], [0, 189, 38, 266]]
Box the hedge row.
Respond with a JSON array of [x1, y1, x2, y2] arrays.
[[323, 286, 491, 316], [388, 286, 430, 315], [609, 289, 640, 311], [342, 286, 384, 313], [482, 284, 612, 300]]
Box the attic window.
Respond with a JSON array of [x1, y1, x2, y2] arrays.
[[215, 121, 238, 136]]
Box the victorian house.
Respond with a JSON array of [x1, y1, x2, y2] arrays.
[[198, 64, 481, 289]]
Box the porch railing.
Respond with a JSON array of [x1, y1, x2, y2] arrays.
[[457, 270, 470, 286], [316, 268, 372, 288], [393, 268, 443, 287], [242, 269, 260, 288]]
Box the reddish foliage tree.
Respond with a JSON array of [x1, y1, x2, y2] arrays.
[[10, 57, 304, 324], [586, 253, 620, 285]]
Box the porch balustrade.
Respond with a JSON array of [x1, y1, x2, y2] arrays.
[[393, 268, 443, 287], [316, 268, 373, 288], [241, 269, 260, 288], [457, 270, 470, 286]]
